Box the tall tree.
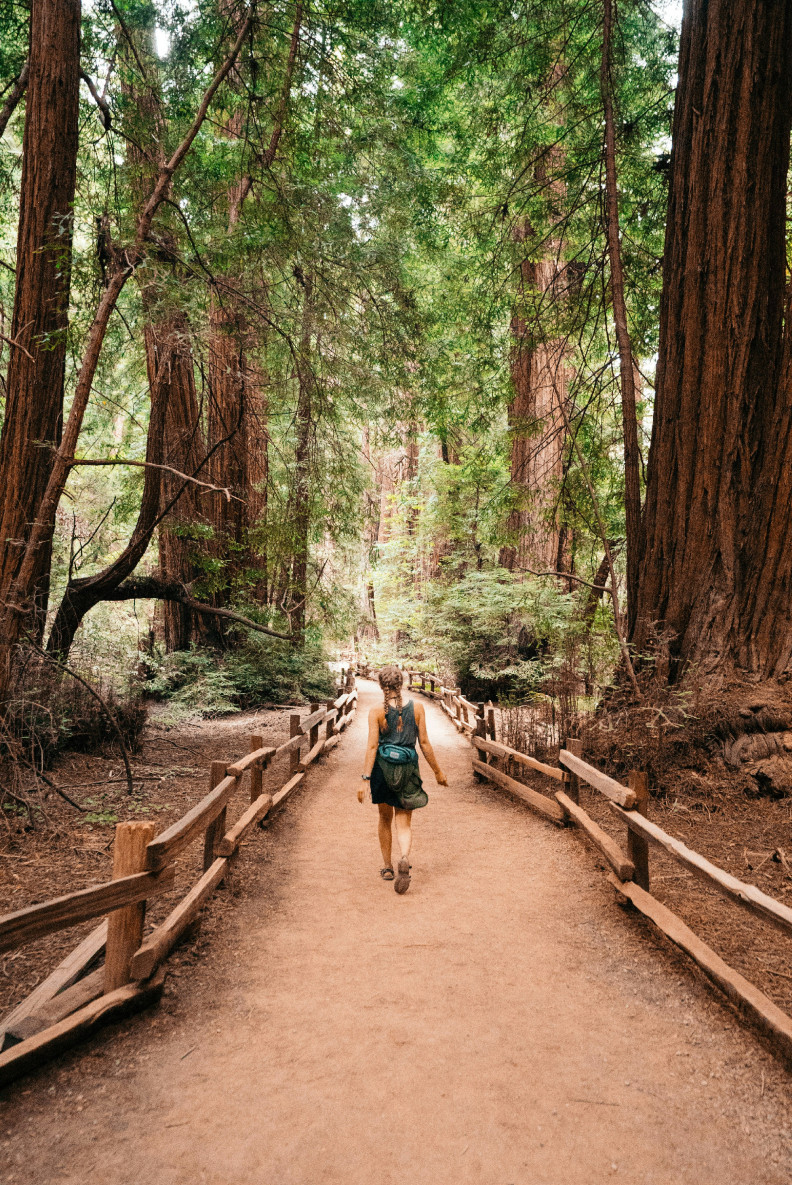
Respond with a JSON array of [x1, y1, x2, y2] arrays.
[[601, 0, 640, 620], [206, 0, 303, 618], [119, 12, 216, 652], [500, 236, 570, 577], [500, 63, 571, 581], [0, 0, 81, 640], [633, 0, 792, 683]]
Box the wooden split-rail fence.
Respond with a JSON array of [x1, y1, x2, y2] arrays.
[[404, 668, 792, 1068], [0, 678, 358, 1088]]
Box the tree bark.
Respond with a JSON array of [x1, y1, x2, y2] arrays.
[[46, 361, 169, 657], [601, 0, 641, 625], [119, 15, 217, 652], [155, 315, 220, 650], [0, 2, 80, 641], [206, 3, 302, 616], [207, 291, 251, 599], [500, 230, 570, 576], [633, 0, 792, 683]]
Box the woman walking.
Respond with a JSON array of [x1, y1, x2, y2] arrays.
[[359, 666, 447, 893]]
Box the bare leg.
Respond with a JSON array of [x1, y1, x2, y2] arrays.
[[393, 808, 413, 861], [377, 803, 394, 867]]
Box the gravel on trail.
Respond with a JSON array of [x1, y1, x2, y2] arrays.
[[2, 680, 792, 1184]]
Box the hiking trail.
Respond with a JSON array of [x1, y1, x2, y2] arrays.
[[2, 680, 792, 1184]]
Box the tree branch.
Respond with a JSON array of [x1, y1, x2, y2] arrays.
[[602, 0, 641, 617], [553, 387, 642, 700], [516, 565, 613, 594], [80, 70, 112, 130], [0, 333, 34, 362], [238, 0, 303, 205], [0, 61, 28, 139], [103, 577, 295, 642], [68, 457, 240, 502]]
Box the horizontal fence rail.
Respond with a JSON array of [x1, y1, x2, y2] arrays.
[[0, 674, 358, 1087], [401, 666, 792, 1070]]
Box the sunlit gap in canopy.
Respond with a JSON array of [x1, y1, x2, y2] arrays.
[[653, 0, 683, 31]]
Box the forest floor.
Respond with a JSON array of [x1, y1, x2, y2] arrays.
[[0, 701, 300, 1017], [2, 681, 792, 1181]]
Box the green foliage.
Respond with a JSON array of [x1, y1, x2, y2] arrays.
[[144, 636, 334, 722], [0, 0, 678, 740]]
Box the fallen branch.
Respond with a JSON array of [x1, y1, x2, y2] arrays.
[[0, 787, 40, 827], [34, 771, 87, 812]]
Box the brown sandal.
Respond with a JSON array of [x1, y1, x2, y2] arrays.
[[380, 866, 394, 881], [394, 858, 411, 894]]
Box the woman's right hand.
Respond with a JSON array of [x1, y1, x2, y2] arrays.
[[435, 769, 448, 786]]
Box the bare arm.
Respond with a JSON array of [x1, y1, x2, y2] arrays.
[[358, 707, 382, 802], [415, 702, 448, 785]]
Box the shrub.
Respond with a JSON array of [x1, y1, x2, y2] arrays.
[[144, 636, 335, 721]]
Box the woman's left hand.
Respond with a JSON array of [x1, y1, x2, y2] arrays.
[[357, 785, 367, 803]]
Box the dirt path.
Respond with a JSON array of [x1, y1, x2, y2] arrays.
[[3, 680, 792, 1183]]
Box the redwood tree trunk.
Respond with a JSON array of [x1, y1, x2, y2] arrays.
[[633, 0, 792, 682], [120, 17, 216, 651], [0, 0, 80, 640], [207, 292, 249, 599], [206, 0, 302, 617], [500, 253, 569, 575], [154, 316, 220, 650]]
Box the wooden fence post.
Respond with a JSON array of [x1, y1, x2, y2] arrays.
[[473, 705, 486, 780], [290, 712, 302, 776], [309, 702, 320, 750], [486, 704, 496, 742], [249, 733, 263, 804], [565, 737, 583, 804], [326, 698, 336, 740], [203, 761, 229, 873], [628, 770, 650, 889], [104, 821, 156, 992]]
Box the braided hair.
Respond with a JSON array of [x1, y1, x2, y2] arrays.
[[378, 665, 404, 731]]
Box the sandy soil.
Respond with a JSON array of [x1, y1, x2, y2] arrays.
[[2, 680, 792, 1183]]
